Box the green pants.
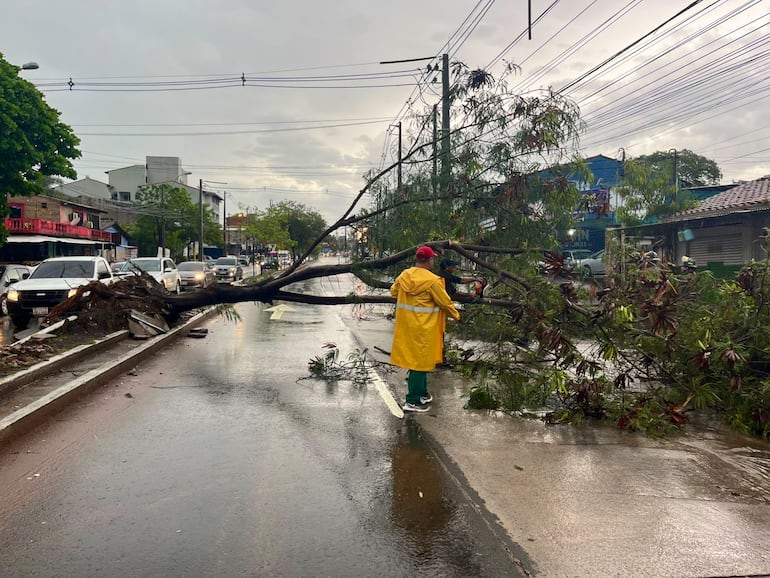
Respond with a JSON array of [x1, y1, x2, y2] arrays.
[[406, 370, 429, 404]]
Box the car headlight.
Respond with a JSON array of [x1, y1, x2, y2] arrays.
[[193, 272, 204, 281], [7, 289, 19, 302], [67, 288, 78, 298]]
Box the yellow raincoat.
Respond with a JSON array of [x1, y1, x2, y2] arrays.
[[390, 267, 460, 371]]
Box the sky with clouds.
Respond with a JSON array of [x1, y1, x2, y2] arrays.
[[2, 0, 767, 223]]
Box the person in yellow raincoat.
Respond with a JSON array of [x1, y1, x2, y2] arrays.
[[390, 245, 460, 412]]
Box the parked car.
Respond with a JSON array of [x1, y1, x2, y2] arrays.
[[213, 256, 243, 283], [178, 261, 215, 290], [129, 257, 182, 293], [577, 249, 606, 277], [6, 256, 114, 328], [537, 249, 593, 275], [0, 264, 33, 316]]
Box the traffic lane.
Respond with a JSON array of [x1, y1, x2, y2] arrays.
[[0, 297, 514, 577]]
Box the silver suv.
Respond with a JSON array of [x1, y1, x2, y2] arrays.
[[6, 256, 114, 329]]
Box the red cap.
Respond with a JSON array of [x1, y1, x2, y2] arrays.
[[415, 245, 438, 259]]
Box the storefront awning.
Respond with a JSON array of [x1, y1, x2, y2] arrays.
[[6, 235, 108, 245]]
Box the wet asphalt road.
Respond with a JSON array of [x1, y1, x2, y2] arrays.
[[0, 276, 516, 577]]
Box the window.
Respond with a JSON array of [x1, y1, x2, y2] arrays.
[[9, 205, 22, 219], [96, 260, 109, 278], [31, 260, 95, 279], [120, 192, 131, 202]]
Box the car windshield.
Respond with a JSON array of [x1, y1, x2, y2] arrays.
[[216, 258, 237, 266], [568, 251, 592, 260], [178, 262, 205, 271], [31, 260, 95, 279], [114, 261, 140, 273], [130, 259, 161, 272]]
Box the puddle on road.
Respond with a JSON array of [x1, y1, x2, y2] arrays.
[[680, 419, 770, 498]]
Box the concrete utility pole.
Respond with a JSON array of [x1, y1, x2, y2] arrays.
[[440, 53, 451, 193], [222, 192, 227, 252], [389, 122, 402, 191], [669, 148, 679, 203], [432, 104, 438, 201], [159, 186, 165, 258], [397, 121, 402, 191], [198, 179, 204, 261]]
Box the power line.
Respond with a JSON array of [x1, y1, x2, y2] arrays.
[[77, 118, 390, 137]]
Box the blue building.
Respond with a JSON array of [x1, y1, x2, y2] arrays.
[[563, 154, 623, 253]]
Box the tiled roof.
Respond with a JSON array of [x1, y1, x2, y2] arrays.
[[666, 176, 770, 222]]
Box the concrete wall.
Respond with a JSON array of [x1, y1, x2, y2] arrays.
[[106, 165, 146, 202], [53, 177, 112, 200], [147, 156, 184, 185]]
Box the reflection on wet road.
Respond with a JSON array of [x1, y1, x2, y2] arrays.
[[0, 276, 515, 577]]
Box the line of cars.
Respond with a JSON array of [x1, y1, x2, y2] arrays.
[[111, 256, 244, 288]]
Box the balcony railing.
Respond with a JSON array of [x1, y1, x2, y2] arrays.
[[4, 218, 114, 243]]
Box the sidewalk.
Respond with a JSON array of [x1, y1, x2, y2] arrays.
[[345, 309, 770, 577]]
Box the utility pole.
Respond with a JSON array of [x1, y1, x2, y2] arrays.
[[389, 122, 403, 191], [440, 53, 451, 193], [159, 186, 165, 258], [669, 148, 679, 203], [432, 104, 438, 201], [198, 179, 204, 261], [397, 121, 402, 191], [222, 192, 227, 252]]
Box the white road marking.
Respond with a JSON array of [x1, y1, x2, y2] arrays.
[[263, 304, 296, 320], [368, 368, 404, 419]]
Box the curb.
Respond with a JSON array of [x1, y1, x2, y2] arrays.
[[0, 330, 129, 398], [0, 308, 213, 444]]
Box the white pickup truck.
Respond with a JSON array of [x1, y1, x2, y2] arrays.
[[6, 256, 114, 329]]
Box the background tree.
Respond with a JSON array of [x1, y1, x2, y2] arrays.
[[635, 149, 722, 187], [614, 150, 722, 225], [242, 208, 293, 254], [614, 159, 681, 225], [268, 201, 327, 261], [0, 52, 81, 242]]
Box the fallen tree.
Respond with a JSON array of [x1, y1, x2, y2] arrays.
[[33, 61, 770, 439]]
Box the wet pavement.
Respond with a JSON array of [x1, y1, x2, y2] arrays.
[[346, 294, 770, 577], [0, 279, 517, 577], [0, 267, 769, 576]]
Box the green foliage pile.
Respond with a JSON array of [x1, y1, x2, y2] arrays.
[[455, 252, 770, 439]]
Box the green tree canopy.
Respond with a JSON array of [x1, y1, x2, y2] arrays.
[[635, 149, 722, 187], [127, 184, 220, 259], [0, 53, 81, 240], [242, 208, 293, 253]]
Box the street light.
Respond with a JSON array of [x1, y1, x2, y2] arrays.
[[21, 62, 39, 70]]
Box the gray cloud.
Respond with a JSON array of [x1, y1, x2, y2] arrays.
[[2, 0, 766, 227]]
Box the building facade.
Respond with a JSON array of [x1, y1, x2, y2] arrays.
[[1, 195, 115, 263]]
